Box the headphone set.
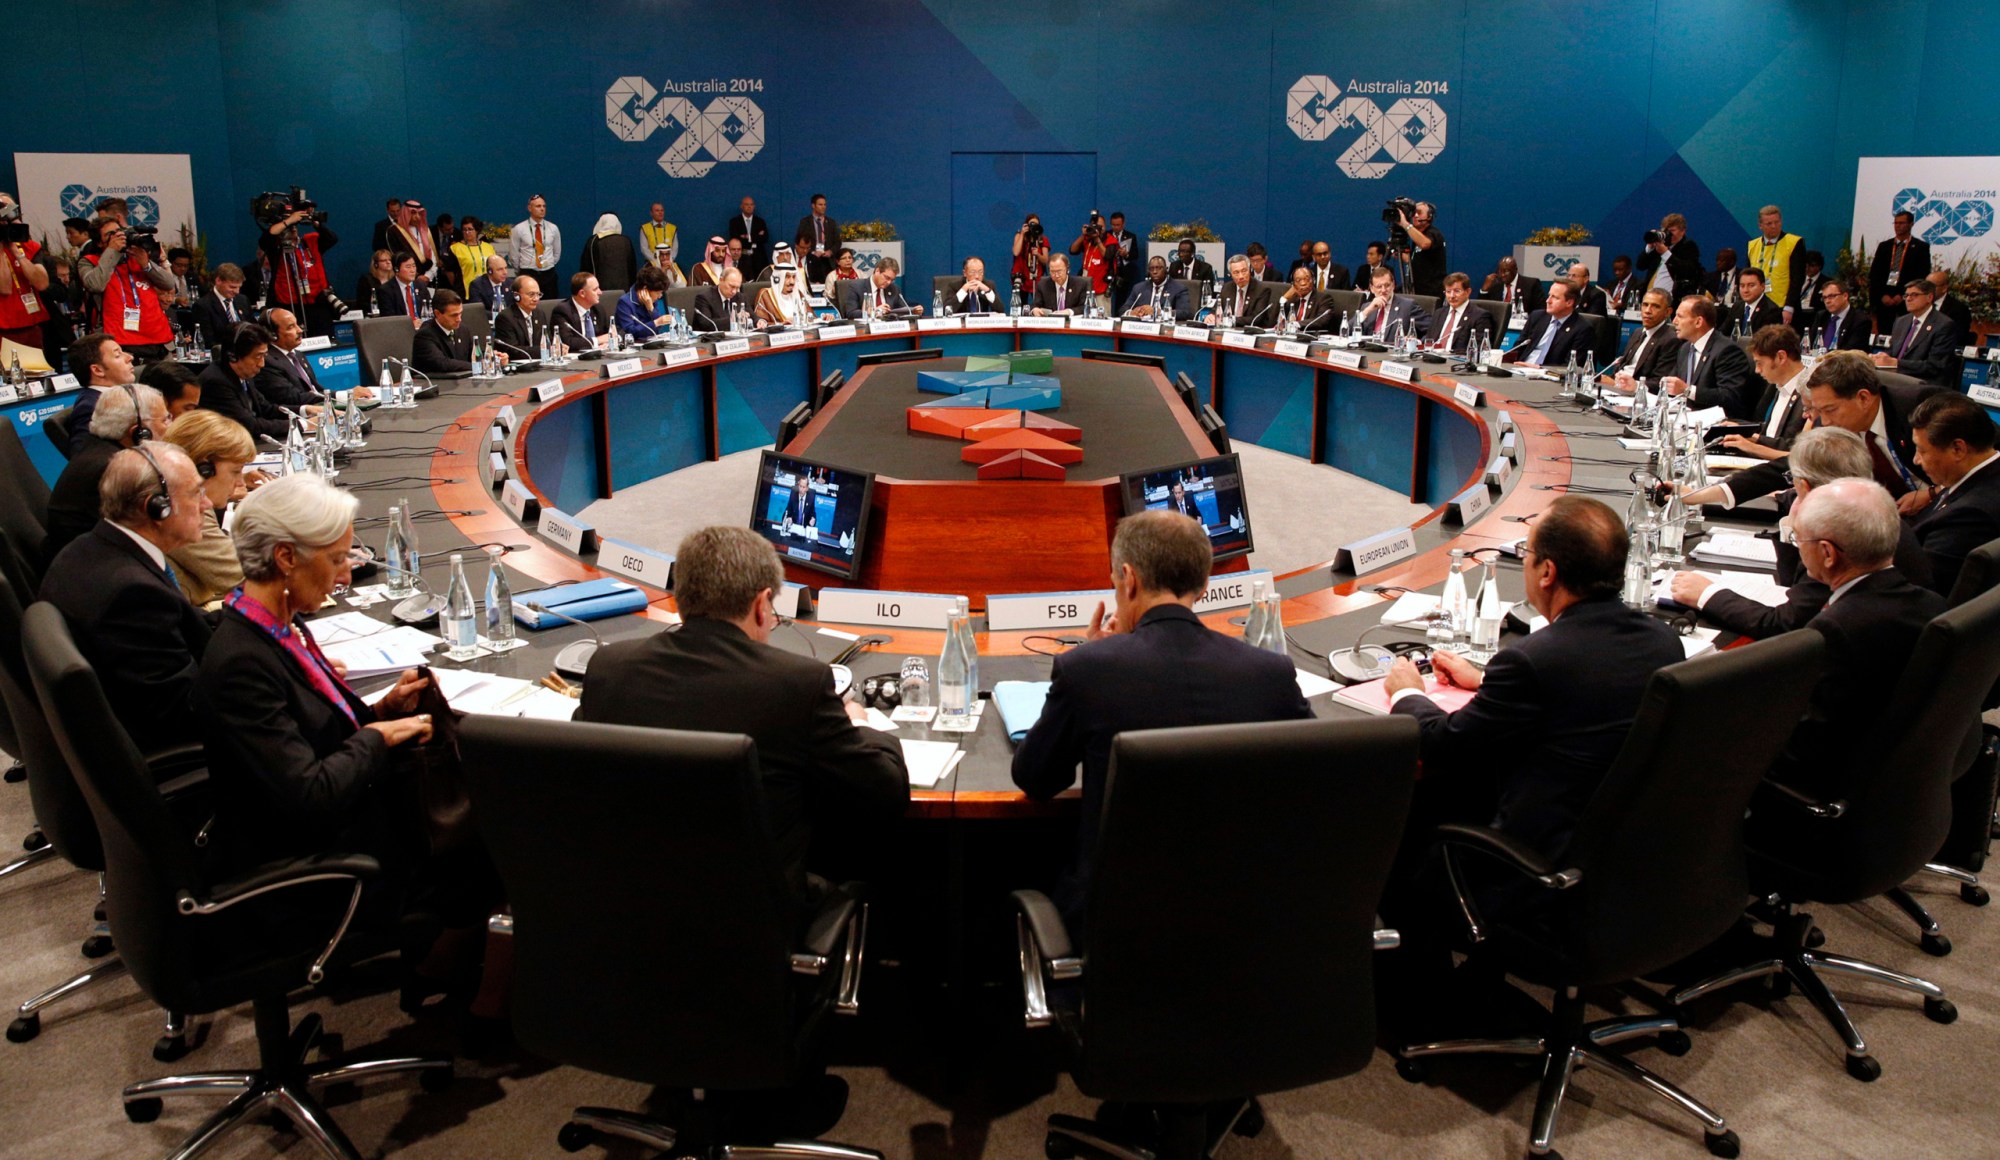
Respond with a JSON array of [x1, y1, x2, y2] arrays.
[[121, 383, 154, 443], [855, 674, 904, 712], [115, 383, 174, 522]]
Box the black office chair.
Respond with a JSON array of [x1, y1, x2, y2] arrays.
[[1014, 717, 1416, 1160], [1578, 312, 1620, 366], [0, 555, 58, 884], [41, 405, 74, 462], [353, 316, 415, 385], [0, 417, 50, 530], [1397, 633, 1824, 1159], [1671, 586, 2000, 1081], [460, 301, 490, 344], [21, 602, 451, 1155], [463, 716, 881, 1158]]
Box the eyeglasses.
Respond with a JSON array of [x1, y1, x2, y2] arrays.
[[1796, 536, 1845, 555]]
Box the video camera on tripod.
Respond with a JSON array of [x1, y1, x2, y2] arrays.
[[252, 187, 329, 229], [1382, 197, 1418, 248]]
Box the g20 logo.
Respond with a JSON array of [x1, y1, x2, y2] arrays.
[[605, 77, 765, 179], [1285, 75, 1447, 180], [59, 184, 160, 227], [1893, 187, 1994, 246], [1541, 252, 1581, 273]]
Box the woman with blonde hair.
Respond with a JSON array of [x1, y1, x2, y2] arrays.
[[162, 409, 257, 604]]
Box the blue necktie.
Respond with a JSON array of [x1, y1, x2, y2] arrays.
[[1529, 317, 1560, 363], [163, 562, 182, 593], [1825, 313, 1839, 349]]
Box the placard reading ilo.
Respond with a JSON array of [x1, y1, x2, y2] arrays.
[[1333, 527, 1418, 574], [814, 588, 961, 630], [986, 589, 1116, 631], [1191, 569, 1272, 614], [536, 507, 597, 556]]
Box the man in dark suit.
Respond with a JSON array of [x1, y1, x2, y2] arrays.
[[1120, 256, 1191, 322], [1104, 212, 1141, 304], [255, 308, 328, 409], [795, 194, 840, 285], [577, 526, 907, 918], [369, 198, 400, 254], [1607, 288, 1682, 391], [1868, 210, 1930, 332], [1355, 266, 1431, 343], [548, 272, 609, 351], [841, 258, 917, 320], [1477, 256, 1541, 318], [467, 254, 513, 314], [1167, 239, 1214, 285], [1502, 282, 1595, 367], [1905, 391, 2000, 596], [1274, 267, 1337, 333], [1564, 263, 1608, 318], [40, 442, 214, 754], [412, 289, 491, 375], [1300, 241, 1350, 294], [1660, 296, 1759, 419], [942, 256, 1002, 315], [1871, 277, 1961, 387], [1763, 480, 1946, 802], [44, 382, 167, 564], [1724, 268, 1784, 337], [727, 196, 770, 280], [1030, 255, 1090, 316], [1013, 509, 1311, 928], [1927, 270, 1973, 336], [1723, 323, 1813, 456], [191, 263, 250, 348], [691, 268, 747, 331], [1603, 255, 1639, 312], [492, 276, 550, 357], [1635, 212, 1703, 302], [1787, 251, 1829, 320], [1385, 495, 1685, 863], [196, 322, 295, 443], [1423, 273, 1494, 355], [372, 253, 431, 323], [1808, 280, 1871, 352], [60, 332, 139, 455], [1217, 255, 1278, 327], [1704, 247, 1742, 307], [1245, 242, 1285, 283]]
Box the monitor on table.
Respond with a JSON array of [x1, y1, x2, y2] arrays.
[[1119, 452, 1254, 561], [750, 451, 875, 579]]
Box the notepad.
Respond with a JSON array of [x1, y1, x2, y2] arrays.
[[900, 739, 964, 788], [1331, 675, 1478, 716], [1378, 591, 1443, 626], [304, 611, 392, 646], [1691, 533, 1777, 568], [319, 626, 441, 678]]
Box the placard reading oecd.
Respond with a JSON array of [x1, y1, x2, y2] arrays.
[[986, 589, 1115, 631], [597, 537, 675, 590], [815, 588, 963, 630]]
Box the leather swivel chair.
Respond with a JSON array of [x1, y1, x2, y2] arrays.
[[41, 405, 75, 461], [1014, 717, 1416, 1160]]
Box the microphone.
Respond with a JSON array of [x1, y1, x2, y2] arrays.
[[374, 563, 447, 624], [490, 337, 537, 361], [1329, 617, 1448, 685], [385, 357, 434, 390], [1298, 306, 1336, 334], [1240, 299, 1274, 330], [523, 601, 603, 677], [555, 317, 607, 358]]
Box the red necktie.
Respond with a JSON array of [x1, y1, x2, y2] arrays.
[[405, 284, 415, 315]]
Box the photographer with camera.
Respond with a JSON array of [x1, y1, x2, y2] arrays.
[[255, 190, 344, 337], [81, 217, 174, 359], [0, 193, 52, 357], [1012, 214, 1050, 294], [1069, 213, 1112, 313], [1390, 199, 1446, 298], [1636, 212, 1703, 303]]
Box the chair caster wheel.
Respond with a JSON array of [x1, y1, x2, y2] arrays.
[[1804, 925, 1826, 948], [1920, 932, 1952, 957], [93, 903, 106, 922], [6, 1014, 39, 1043], [1044, 1134, 1078, 1159], [81, 934, 114, 959], [1846, 1053, 1882, 1082], [4, 762, 24, 783], [1657, 1030, 1693, 1056], [1395, 1057, 1429, 1083], [557, 1122, 596, 1153], [1764, 974, 1792, 1000], [22, 829, 46, 852], [1233, 1100, 1266, 1138], [1963, 883, 1990, 906], [1527, 1150, 1562, 1160], [419, 1064, 455, 1093], [152, 1034, 189, 1062], [124, 1097, 163, 1124], [1705, 1128, 1741, 1158], [1925, 997, 1958, 1024]]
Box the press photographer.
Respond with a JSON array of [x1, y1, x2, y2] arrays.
[[0, 194, 53, 357], [255, 188, 346, 337], [81, 217, 174, 358], [1389, 198, 1446, 298], [1012, 213, 1050, 294]]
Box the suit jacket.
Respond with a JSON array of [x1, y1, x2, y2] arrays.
[[1303, 262, 1351, 293], [1604, 275, 1641, 312], [1394, 594, 1685, 861], [727, 214, 770, 272], [548, 297, 603, 349], [1883, 308, 1962, 387], [1724, 295, 1784, 338], [1725, 388, 1936, 506], [467, 276, 511, 313], [1912, 457, 2000, 597], [841, 280, 910, 320], [1274, 287, 1338, 332], [1250, 263, 1286, 283], [1668, 332, 1760, 419], [1611, 322, 1682, 387], [1356, 262, 1398, 291], [372, 279, 431, 319], [941, 277, 1001, 315], [689, 286, 744, 331], [1868, 237, 1931, 320], [1769, 569, 1945, 801], [191, 290, 249, 346], [1636, 238, 1703, 301], [576, 617, 909, 911], [370, 218, 396, 254], [1809, 307, 1872, 351], [1012, 604, 1312, 924], [794, 215, 841, 258], [1788, 271, 1829, 314], [412, 320, 474, 374], [1937, 292, 1973, 336], [1502, 310, 1595, 366], [1356, 294, 1433, 343], [1120, 278, 1191, 321], [1704, 267, 1742, 306], [1168, 257, 1215, 284], [255, 346, 324, 409], [43, 434, 122, 565], [42, 520, 212, 755], [492, 305, 550, 358], [1478, 274, 1543, 315], [1423, 301, 1495, 354], [1031, 277, 1091, 315], [1703, 519, 1934, 638], [197, 361, 291, 443], [1573, 284, 1610, 318], [1216, 279, 1278, 327]]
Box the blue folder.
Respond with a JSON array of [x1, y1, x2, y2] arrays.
[[511, 577, 649, 629], [992, 680, 1052, 742]]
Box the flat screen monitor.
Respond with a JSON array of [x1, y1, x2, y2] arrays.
[[1120, 453, 1254, 562], [750, 451, 875, 579]]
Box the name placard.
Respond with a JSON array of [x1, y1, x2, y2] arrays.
[[1273, 340, 1310, 358], [0, 385, 15, 405], [536, 506, 597, 556], [1019, 315, 1068, 330], [1969, 384, 2000, 407], [1486, 455, 1513, 487], [1118, 320, 1161, 336], [1446, 483, 1492, 525], [530, 378, 565, 403], [495, 403, 518, 430], [1220, 330, 1257, 348], [861, 320, 907, 334], [1172, 325, 1209, 342], [597, 537, 675, 590], [662, 345, 701, 367], [1506, 313, 1525, 331], [817, 324, 859, 340], [814, 587, 962, 630], [296, 335, 333, 352], [1192, 569, 1272, 614], [1497, 409, 1517, 435], [48, 373, 80, 393], [773, 582, 803, 619], [986, 589, 1115, 631], [708, 338, 751, 356], [1376, 360, 1419, 382], [1453, 381, 1484, 407], [1325, 348, 1366, 369], [916, 317, 959, 332], [488, 425, 506, 449], [966, 314, 1013, 330], [501, 479, 541, 521], [1500, 430, 1520, 462], [1623, 308, 1643, 322], [767, 329, 806, 347], [1332, 527, 1419, 575], [488, 450, 509, 482], [1071, 317, 1115, 333], [600, 357, 647, 379]]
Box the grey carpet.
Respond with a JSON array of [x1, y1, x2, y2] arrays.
[[580, 442, 1428, 581]]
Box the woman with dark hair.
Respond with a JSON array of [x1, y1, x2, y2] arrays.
[[449, 218, 495, 295]]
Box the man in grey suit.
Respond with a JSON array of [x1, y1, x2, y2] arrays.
[[1871, 277, 1962, 388]]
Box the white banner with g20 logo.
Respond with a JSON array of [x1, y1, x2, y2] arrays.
[[1285, 75, 1448, 179], [13, 152, 197, 243], [1852, 157, 2000, 267], [605, 77, 766, 179]]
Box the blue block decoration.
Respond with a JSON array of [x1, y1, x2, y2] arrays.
[[986, 377, 1061, 412], [918, 370, 1011, 395], [915, 389, 991, 407]]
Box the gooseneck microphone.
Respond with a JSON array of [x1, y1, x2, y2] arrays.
[[525, 601, 604, 677]]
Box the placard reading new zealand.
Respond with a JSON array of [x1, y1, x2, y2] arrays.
[[1285, 76, 1448, 179]]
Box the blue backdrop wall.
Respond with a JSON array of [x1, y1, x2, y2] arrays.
[[8, 0, 1990, 295]]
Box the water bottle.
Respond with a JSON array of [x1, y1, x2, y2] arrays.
[[1656, 485, 1688, 566], [471, 334, 486, 373], [1578, 352, 1598, 400], [8, 352, 20, 386], [483, 547, 515, 646], [397, 363, 413, 408], [442, 553, 480, 660], [343, 387, 365, 449], [396, 496, 420, 578], [1242, 577, 1270, 646], [1338, 310, 1352, 338], [1622, 524, 1654, 610], [1558, 350, 1579, 399], [1249, 579, 1288, 656], [378, 358, 394, 391], [1471, 559, 1503, 652], [1442, 549, 1470, 643], [384, 506, 415, 597], [937, 596, 977, 728], [1009, 287, 1022, 317], [932, 289, 944, 318]]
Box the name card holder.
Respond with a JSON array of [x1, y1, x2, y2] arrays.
[[1376, 360, 1419, 382], [596, 537, 676, 590], [866, 320, 913, 335], [1220, 330, 1257, 348], [495, 403, 518, 430], [661, 345, 702, 367], [985, 589, 1115, 631], [1019, 315, 1069, 330], [774, 582, 804, 619], [1453, 381, 1485, 407], [1444, 483, 1492, 525], [817, 324, 859, 341], [530, 378, 565, 403], [1192, 569, 1272, 614], [965, 314, 1012, 330], [1969, 384, 2000, 407], [768, 329, 807, 347], [705, 338, 751, 356], [1324, 348, 1366, 369], [536, 506, 597, 556], [501, 479, 541, 522], [296, 335, 333, 352], [488, 450, 509, 482], [1500, 431, 1521, 463], [1118, 320, 1161, 336], [814, 587, 962, 630], [1332, 528, 1418, 575], [1071, 317, 1115, 333], [48, 372, 81, 393], [1172, 325, 1210, 342], [0, 385, 15, 405], [1497, 409, 1517, 435], [916, 317, 960, 332], [1485, 455, 1513, 487], [600, 356, 648, 379], [1272, 339, 1310, 358]]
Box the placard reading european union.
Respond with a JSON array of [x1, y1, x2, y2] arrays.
[[1333, 528, 1418, 575]]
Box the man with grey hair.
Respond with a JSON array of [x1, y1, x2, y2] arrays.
[[1013, 509, 1311, 930], [1566, 262, 1608, 316], [1766, 478, 1945, 800], [40, 442, 214, 753], [43, 382, 169, 562], [1217, 253, 1276, 326], [577, 526, 908, 921]]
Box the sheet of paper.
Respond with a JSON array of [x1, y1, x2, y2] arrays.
[[1705, 455, 1766, 472], [319, 626, 442, 679], [900, 739, 963, 788], [1295, 668, 1339, 698], [1688, 406, 1727, 430], [514, 688, 581, 721], [304, 611, 393, 646], [863, 707, 899, 732], [1681, 627, 1721, 658], [1617, 437, 1651, 451], [1378, 591, 1442, 625], [1691, 532, 1777, 567], [1659, 569, 1790, 609], [1331, 675, 1478, 716]]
